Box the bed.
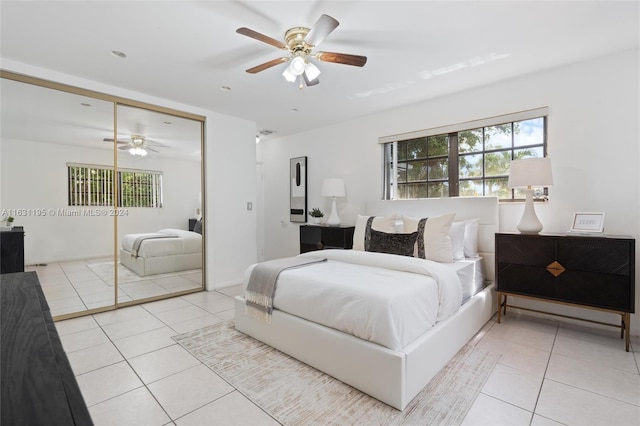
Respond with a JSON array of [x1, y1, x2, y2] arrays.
[[119, 228, 202, 276], [234, 196, 498, 410]]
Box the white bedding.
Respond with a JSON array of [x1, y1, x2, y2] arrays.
[[243, 250, 462, 351], [121, 228, 202, 258]]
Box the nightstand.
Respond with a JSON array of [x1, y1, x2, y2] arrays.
[[0, 226, 25, 274], [300, 224, 355, 253], [495, 232, 635, 351]]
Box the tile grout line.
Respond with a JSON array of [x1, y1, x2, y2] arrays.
[[528, 320, 559, 425]]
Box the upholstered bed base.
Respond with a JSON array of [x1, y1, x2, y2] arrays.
[[119, 249, 202, 277], [234, 283, 495, 410], [235, 196, 499, 410]]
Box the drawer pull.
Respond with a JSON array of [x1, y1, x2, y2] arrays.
[[546, 260, 566, 277]]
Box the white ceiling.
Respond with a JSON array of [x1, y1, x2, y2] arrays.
[[1, 0, 639, 141]]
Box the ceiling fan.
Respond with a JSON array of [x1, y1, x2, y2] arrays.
[[236, 14, 367, 88], [103, 135, 167, 157]]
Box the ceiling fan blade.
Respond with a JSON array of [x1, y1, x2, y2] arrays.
[[103, 138, 129, 144], [236, 27, 287, 49], [315, 51, 367, 67], [118, 145, 129, 150], [303, 73, 319, 87], [146, 147, 160, 153], [304, 14, 339, 47], [246, 57, 289, 74], [145, 139, 168, 148]]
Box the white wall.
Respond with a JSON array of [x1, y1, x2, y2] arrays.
[[206, 116, 258, 288], [0, 59, 257, 290], [259, 48, 640, 334]]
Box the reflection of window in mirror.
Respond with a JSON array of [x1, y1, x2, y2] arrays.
[[0, 76, 205, 319]]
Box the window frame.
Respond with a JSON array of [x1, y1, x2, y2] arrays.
[[381, 108, 549, 201], [67, 163, 163, 208]]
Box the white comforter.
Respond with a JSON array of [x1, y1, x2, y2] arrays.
[[121, 229, 202, 258], [243, 250, 462, 351]]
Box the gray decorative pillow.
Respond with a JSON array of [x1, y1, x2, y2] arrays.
[[366, 228, 418, 257], [194, 219, 203, 235]]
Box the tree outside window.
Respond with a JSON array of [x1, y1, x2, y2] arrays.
[[385, 117, 546, 200]]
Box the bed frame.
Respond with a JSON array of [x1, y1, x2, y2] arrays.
[[234, 196, 498, 410], [119, 249, 202, 277]]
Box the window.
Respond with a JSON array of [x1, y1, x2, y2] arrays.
[[382, 109, 547, 201], [119, 170, 163, 208], [68, 164, 163, 208]]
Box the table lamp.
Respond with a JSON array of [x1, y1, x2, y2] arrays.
[[508, 157, 553, 234], [322, 178, 346, 226]]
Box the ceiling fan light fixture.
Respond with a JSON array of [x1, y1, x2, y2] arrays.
[[282, 66, 297, 82], [304, 62, 321, 81], [238, 14, 366, 88], [289, 56, 306, 76], [129, 147, 148, 157]]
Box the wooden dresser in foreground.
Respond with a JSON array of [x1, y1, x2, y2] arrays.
[[496, 232, 635, 351], [1, 271, 93, 425]]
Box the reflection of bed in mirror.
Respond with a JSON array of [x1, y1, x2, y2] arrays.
[[120, 228, 202, 276]]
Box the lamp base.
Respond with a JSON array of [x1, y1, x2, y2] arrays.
[[517, 188, 543, 234], [326, 197, 341, 226]]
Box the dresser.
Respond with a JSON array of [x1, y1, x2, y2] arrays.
[[1, 272, 93, 425], [0, 226, 25, 274], [300, 224, 355, 253], [495, 232, 635, 351]]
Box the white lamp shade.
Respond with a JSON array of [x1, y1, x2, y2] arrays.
[[322, 178, 346, 197], [129, 147, 148, 157], [304, 62, 321, 81], [508, 157, 553, 188], [289, 56, 306, 75], [282, 66, 297, 82]]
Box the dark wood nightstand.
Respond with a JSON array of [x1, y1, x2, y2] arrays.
[[495, 232, 635, 351], [300, 224, 355, 253], [0, 226, 25, 274]]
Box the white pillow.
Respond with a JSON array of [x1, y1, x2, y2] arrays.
[[450, 221, 466, 260], [402, 213, 456, 263], [464, 218, 480, 258], [353, 214, 397, 251]]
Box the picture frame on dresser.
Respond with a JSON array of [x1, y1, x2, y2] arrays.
[[568, 212, 605, 234]]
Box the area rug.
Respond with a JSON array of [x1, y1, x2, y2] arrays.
[[173, 321, 500, 426], [87, 261, 200, 285]]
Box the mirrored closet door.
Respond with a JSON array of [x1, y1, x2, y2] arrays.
[[115, 105, 204, 304], [0, 73, 206, 320]]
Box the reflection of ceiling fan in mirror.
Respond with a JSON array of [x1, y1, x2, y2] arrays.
[[236, 14, 367, 89], [103, 135, 167, 157]]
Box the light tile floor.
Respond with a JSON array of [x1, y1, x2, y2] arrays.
[[27, 259, 203, 317], [54, 285, 640, 426]]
